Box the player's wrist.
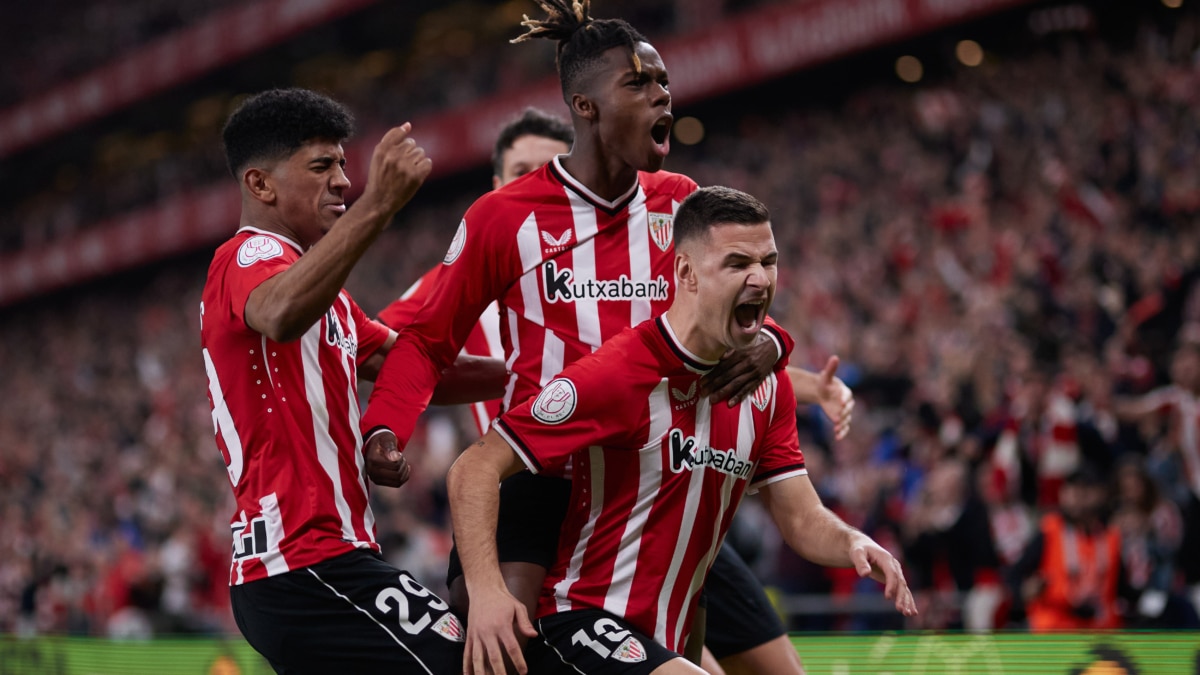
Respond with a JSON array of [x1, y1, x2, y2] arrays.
[[364, 426, 396, 445]]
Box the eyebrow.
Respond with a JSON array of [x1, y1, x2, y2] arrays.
[[723, 251, 778, 264]]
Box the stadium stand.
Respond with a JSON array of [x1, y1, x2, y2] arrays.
[[1, 0, 1198, 653]]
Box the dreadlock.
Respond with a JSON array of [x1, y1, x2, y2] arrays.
[[512, 0, 648, 99]]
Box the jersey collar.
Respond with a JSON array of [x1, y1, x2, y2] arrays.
[[549, 155, 642, 216], [656, 315, 719, 374]]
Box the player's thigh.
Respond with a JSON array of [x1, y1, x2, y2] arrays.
[[233, 550, 464, 674], [447, 471, 572, 611], [703, 544, 786, 660], [716, 635, 805, 675], [534, 609, 680, 675]]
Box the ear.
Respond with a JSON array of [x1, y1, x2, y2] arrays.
[[570, 92, 597, 122], [492, 175, 503, 191], [674, 252, 696, 292], [243, 167, 275, 205]]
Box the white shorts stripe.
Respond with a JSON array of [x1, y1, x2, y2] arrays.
[[306, 568, 436, 675]]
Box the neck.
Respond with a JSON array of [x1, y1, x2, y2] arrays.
[[664, 302, 726, 363], [560, 134, 639, 203], [240, 204, 306, 249]]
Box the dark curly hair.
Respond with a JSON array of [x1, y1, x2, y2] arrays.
[[222, 88, 355, 178], [512, 0, 648, 101], [491, 107, 574, 176], [674, 186, 771, 246]]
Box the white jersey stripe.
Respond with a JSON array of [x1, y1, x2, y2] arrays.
[[258, 493, 291, 576], [540, 329, 566, 388], [516, 212, 544, 325], [604, 379, 670, 617], [203, 347, 245, 487], [339, 294, 375, 545], [565, 190, 602, 350], [626, 191, 652, 328], [307, 568, 436, 675], [502, 307, 522, 412], [656, 402, 712, 646], [556, 445, 606, 613], [301, 322, 358, 545]]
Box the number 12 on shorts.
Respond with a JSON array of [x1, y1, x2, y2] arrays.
[[572, 618, 647, 663]]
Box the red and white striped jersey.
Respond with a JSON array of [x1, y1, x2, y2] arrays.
[[378, 264, 504, 436], [494, 316, 807, 653], [363, 157, 699, 443], [200, 228, 391, 585]]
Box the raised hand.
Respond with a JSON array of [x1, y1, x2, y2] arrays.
[[815, 356, 854, 440], [359, 122, 434, 218]]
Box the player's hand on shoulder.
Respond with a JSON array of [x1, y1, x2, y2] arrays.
[[361, 122, 433, 217], [364, 430, 411, 488], [465, 588, 537, 675], [848, 534, 918, 618], [701, 332, 778, 407]]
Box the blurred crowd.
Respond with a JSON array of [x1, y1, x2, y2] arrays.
[[2, 2, 1200, 639]]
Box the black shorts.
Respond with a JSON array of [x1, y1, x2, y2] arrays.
[[531, 609, 680, 675], [446, 470, 572, 586], [703, 544, 787, 659], [231, 549, 464, 674]]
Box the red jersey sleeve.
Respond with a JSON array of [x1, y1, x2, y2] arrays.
[[761, 316, 794, 370], [223, 235, 294, 329], [492, 358, 637, 475], [362, 197, 520, 444], [748, 369, 807, 493], [376, 266, 442, 330]]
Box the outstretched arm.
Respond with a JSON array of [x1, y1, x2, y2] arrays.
[[760, 474, 917, 617], [431, 355, 508, 405], [245, 124, 431, 342], [447, 431, 538, 675]]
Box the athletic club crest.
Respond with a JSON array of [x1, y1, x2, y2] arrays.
[[647, 211, 673, 252], [750, 377, 773, 412], [612, 636, 647, 663], [431, 613, 465, 642]]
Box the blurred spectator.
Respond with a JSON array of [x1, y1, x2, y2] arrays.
[[1111, 455, 1196, 627], [901, 458, 1002, 630], [1006, 466, 1123, 631]]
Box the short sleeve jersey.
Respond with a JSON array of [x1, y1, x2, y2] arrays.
[[362, 157, 700, 443], [493, 316, 807, 653], [200, 228, 390, 585], [378, 264, 504, 436]]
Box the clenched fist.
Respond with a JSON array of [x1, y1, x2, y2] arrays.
[[359, 122, 434, 218]]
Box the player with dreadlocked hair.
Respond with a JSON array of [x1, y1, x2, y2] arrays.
[[364, 1, 857, 673]]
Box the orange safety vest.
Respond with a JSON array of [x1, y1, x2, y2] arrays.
[[1027, 512, 1122, 631]]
